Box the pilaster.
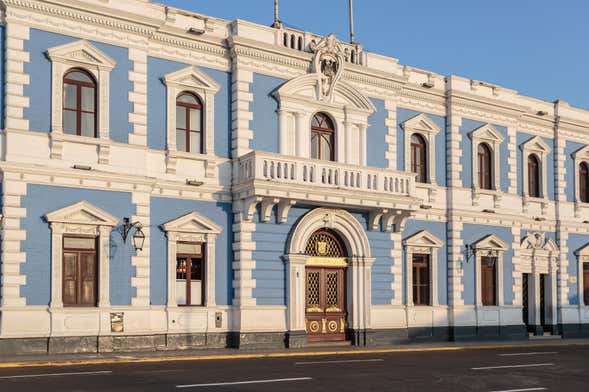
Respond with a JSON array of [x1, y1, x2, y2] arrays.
[[511, 224, 522, 306], [4, 23, 30, 131], [390, 231, 403, 305], [507, 126, 518, 194], [128, 48, 148, 146], [231, 67, 253, 158], [447, 219, 464, 307], [384, 100, 398, 170], [231, 209, 256, 308], [556, 229, 569, 309], [0, 175, 27, 307], [131, 189, 150, 306]]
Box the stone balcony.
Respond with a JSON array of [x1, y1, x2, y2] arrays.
[[235, 151, 420, 231]]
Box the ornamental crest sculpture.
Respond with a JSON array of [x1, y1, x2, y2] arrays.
[[310, 33, 345, 102]]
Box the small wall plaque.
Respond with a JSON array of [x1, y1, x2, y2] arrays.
[[570, 276, 577, 284], [110, 312, 124, 333], [215, 312, 222, 328]]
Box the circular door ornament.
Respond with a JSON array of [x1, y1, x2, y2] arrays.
[[327, 320, 338, 333], [309, 320, 320, 333]]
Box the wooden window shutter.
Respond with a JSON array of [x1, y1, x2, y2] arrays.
[[63, 252, 78, 305]]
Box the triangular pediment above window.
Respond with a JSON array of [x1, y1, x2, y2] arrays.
[[162, 212, 222, 234], [469, 124, 504, 143], [163, 66, 220, 93], [573, 145, 589, 161], [400, 113, 440, 136], [575, 243, 589, 257], [472, 234, 509, 251], [520, 135, 551, 154], [45, 201, 119, 227], [403, 230, 443, 248], [47, 40, 116, 71]]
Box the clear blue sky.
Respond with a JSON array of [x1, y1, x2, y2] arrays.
[[159, 0, 589, 109]]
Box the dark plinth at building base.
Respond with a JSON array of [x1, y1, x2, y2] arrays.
[[285, 330, 307, 348], [452, 325, 528, 342], [559, 323, 589, 338], [228, 332, 286, 350]]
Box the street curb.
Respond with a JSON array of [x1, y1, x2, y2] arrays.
[[0, 341, 588, 369]]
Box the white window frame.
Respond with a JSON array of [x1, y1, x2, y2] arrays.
[[163, 66, 220, 157], [47, 40, 116, 144], [573, 145, 589, 205], [471, 234, 508, 307], [469, 124, 504, 191], [575, 244, 589, 307], [162, 211, 222, 308], [400, 113, 441, 185], [521, 136, 551, 199], [403, 230, 443, 306], [45, 201, 119, 309]]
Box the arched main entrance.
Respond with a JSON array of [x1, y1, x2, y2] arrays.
[[283, 208, 374, 348], [304, 229, 348, 342]]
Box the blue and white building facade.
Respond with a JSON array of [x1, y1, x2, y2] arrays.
[[1, 0, 589, 354]]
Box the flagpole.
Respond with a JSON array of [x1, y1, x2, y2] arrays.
[[273, 0, 281, 28], [349, 0, 355, 44]]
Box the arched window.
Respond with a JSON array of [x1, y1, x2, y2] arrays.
[[176, 92, 203, 153], [311, 113, 335, 161], [63, 69, 96, 137], [478, 143, 493, 190], [528, 154, 541, 197], [411, 134, 427, 183], [580, 162, 589, 203]]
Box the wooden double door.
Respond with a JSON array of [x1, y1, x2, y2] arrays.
[[305, 266, 347, 342]]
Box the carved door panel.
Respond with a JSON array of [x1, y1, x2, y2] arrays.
[[305, 266, 346, 342], [522, 273, 530, 331]]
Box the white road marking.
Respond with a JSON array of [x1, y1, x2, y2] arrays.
[[295, 358, 384, 365], [176, 377, 312, 388], [0, 370, 112, 380], [472, 363, 554, 370], [499, 352, 557, 357], [488, 388, 547, 392]]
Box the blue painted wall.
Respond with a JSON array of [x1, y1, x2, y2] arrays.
[[397, 108, 446, 186], [20, 185, 135, 306], [459, 119, 509, 192], [402, 220, 448, 305], [565, 140, 585, 202], [566, 234, 589, 306], [149, 197, 233, 306], [23, 29, 133, 142], [252, 206, 309, 305], [250, 73, 284, 153], [146, 57, 231, 157], [516, 132, 555, 199], [461, 224, 514, 306], [366, 99, 388, 169]]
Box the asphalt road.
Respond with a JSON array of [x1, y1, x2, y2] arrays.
[[0, 345, 587, 391]]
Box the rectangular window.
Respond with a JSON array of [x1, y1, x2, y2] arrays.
[[412, 254, 430, 306], [62, 236, 97, 307], [481, 256, 497, 306], [176, 242, 204, 306], [583, 263, 589, 306]]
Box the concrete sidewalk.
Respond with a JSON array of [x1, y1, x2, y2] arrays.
[[1, 338, 589, 368]]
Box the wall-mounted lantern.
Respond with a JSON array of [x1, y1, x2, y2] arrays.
[[121, 217, 145, 251]]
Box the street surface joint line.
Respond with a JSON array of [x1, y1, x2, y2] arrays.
[[488, 388, 547, 392], [295, 358, 384, 365], [498, 352, 557, 356], [176, 377, 313, 388], [472, 363, 554, 370], [0, 370, 112, 380]]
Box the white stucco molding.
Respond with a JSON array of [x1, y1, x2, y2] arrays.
[[284, 208, 374, 334], [519, 232, 559, 329], [469, 123, 504, 191], [574, 243, 589, 307], [273, 73, 375, 165], [401, 113, 441, 185], [47, 40, 116, 162], [403, 230, 443, 307], [45, 201, 119, 309], [471, 234, 509, 307], [520, 135, 551, 200], [573, 145, 589, 214], [163, 66, 221, 175], [162, 211, 222, 308]]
